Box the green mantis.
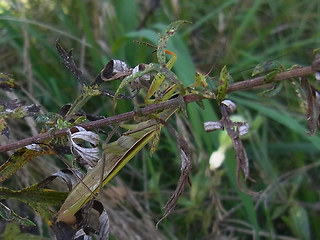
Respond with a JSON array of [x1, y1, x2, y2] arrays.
[[56, 107, 178, 224]]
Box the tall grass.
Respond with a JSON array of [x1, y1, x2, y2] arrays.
[[1, 0, 320, 239]]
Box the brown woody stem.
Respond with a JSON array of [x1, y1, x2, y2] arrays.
[[1, 61, 319, 154], [227, 66, 316, 93]]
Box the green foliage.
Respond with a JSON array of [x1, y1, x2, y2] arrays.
[[0, 202, 36, 226], [1, 222, 47, 240], [1, 0, 320, 239], [0, 185, 67, 224]]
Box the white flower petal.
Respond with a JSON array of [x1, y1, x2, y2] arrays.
[[209, 148, 226, 171]]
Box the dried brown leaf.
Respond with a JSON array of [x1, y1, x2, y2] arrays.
[[300, 77, 320, 135], [156, 122, 192, 227], [56, 42, 83, 83], [219, 102, 261, 197], [53, 200, 109, 240]]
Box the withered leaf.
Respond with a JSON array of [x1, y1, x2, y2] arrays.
[[68, 126, 100, 168], [156, 122, 192, 227], [300, 77, 320, 135], [219, 102, 260, 197], [0, 99, 40, 118], [93, 60, 132, 85], [37, 168, 85, 191], [0, 99, 39, 137], [0, 99, 24, 110], [94, 200, 109, 240], [53, 200, 109, 240], [0, 73, 17, 91], [56, 42, 83, 84]]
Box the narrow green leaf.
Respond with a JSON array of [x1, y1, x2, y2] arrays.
[[0, 146, 54, 182], [157, 20, 190, 65], [0, 186, 68, 224]]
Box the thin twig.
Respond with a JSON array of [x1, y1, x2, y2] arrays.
[[227, 65, 316, 93]]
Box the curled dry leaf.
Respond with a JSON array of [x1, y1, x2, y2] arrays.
[[94, 59, 132, 85], [221, 99, 237, 113], [59, 201, 109, 240], [95, 201, 110, 240], [68, 126, 100, 168], [203, 121, 223, 132], [218, 102, 260, 197], [238, 122, 249, 136], [130, 63, 153, 93], [37, 169, 108, 240], [37, 168, 84, 191]]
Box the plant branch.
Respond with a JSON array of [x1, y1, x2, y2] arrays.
[[1, 60, 319, 154], [0, 95, 200, 153], [227, 65, 317, 93]]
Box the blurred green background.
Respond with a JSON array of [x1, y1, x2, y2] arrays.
[[1, 0, 320, 239]]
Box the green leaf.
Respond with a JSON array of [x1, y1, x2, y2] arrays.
[[252, 61, 283, 76], [289, 204, 310, 240], [0, 186, 68, 224], [259, 82, 283, 97], [264, 69, 282, 83], [217, 65, 229, 103], [1, 222, 46, 240], [0, 202, 35, 226], [0, 146, 54, 182]]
